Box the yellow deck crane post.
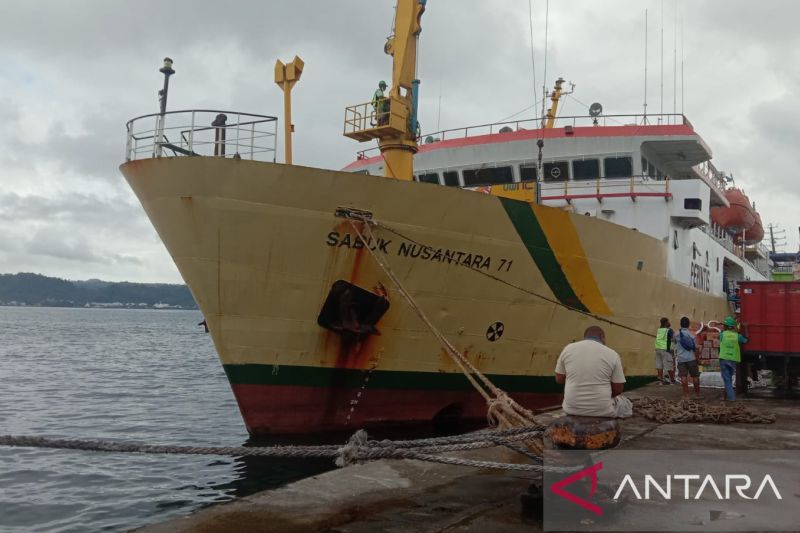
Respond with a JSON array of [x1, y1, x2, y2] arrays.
[[343, 0, 427, 181], [543, 77, 574, 129]]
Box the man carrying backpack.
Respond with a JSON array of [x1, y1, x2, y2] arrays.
[[675, 316, 700, 399], [719, 316, 748, 402]]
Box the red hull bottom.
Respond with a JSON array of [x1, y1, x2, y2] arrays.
[[230, 384, 562, 435]]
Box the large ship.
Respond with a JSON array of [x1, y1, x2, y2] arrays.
[[120, 2, 768, 435]]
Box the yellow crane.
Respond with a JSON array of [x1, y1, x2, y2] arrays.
[[343, 0, 427, 181]]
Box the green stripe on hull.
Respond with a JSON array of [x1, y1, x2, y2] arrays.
[[499, 197, 589, 312], [224, 363, 654, 394]]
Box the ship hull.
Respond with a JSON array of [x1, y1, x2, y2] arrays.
[[121, 157, 729, 435], [226, 365, 653, 434]]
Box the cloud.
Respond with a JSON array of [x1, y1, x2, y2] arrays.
[[0, 0, 798, 285], [25, 229, 107, 263]]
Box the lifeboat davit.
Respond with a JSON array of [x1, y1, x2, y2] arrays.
[[741, 211, 764, 244], [710, 188, 764, 244]]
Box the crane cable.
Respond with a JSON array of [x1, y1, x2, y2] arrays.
[[540, 0, 550, 129], [528, 0, 538, 115]]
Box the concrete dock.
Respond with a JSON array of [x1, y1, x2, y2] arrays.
[[138, 384, 800, 533]]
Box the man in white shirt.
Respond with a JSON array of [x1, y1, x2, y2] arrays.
[[554, 326, 631, 418]]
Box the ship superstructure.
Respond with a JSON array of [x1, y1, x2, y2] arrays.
[[343, 110, 769, 298]]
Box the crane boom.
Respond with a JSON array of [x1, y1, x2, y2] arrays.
[[386, 0, 426, 98], [343, 0, 427, 181]]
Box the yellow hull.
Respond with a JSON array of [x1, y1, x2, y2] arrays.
[[121, 157, 728, 433]]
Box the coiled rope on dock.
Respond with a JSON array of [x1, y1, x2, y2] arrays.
[[631, 397, 776, 424], [0, 426, 574, 472]]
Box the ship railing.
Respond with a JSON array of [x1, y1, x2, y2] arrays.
[[355, 113, 691, 159], [343, 100, 405, 142], [744, 241, 770, 259], [703, 221, 735, 253], [692, 160, 728, 196], [125, 110, 278, 162], [702, 224, 767, 276], [538, 175, 672, 202]]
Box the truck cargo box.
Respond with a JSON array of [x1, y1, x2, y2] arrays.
[[739, 281, 800, 355]]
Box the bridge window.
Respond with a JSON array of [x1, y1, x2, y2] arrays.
[[604, 156, 633, 179], [572, 159, 600, 181], [543, 161, 569, 182], [443, 171, 460, 186], [684, 198, 702, 210], [519, 164, 538, 182], [462, 166, 513, 186], [417, 172, 440, 184]]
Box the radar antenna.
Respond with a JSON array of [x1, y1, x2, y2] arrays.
[[589, 102, 603, 125]]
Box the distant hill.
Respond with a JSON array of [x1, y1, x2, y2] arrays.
[[0, 273, 198, 309]]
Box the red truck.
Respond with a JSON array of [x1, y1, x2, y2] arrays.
[[738, 281, 800, 393]]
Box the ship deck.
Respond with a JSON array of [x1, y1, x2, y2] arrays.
[[137, 383, 800, 532]]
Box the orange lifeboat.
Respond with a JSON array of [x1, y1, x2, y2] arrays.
[[711, 189, 756, 233], [710, 188, 764, 244]]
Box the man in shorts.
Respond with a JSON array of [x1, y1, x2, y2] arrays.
[[654, 317, 676, 384], [675, 316, 700, 398]]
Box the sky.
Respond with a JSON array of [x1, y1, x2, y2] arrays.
[[1, 0, 798, 283]]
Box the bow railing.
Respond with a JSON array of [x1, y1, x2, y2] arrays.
[[125, 110, 278, 162]]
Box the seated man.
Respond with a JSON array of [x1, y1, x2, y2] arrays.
[[554, 326, 631, 418]]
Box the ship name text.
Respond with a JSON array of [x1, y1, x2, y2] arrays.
[[325, 231, 513, 272], [690, 261, 711, 292]]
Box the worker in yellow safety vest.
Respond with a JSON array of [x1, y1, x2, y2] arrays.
[[372, 80, 389, 125], [719, 316, 748, 402], [654, 317, 676, 385]]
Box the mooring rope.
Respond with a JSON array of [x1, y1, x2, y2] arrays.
[[0, 400, 774, 472], [348, 218, 544, 456], [0, 426, 573, 472]]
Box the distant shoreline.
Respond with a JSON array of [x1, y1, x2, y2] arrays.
[[0, 272, 199, 310], [0, 304, 199, 311]]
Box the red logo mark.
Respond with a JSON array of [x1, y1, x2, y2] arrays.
[[549, 461, 604, 516]]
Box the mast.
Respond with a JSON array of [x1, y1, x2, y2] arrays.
[[544, 77, 573, 129], [770, 224, 776, 254]]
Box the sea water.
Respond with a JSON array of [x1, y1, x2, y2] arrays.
[[0, 306, 331, 532]]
